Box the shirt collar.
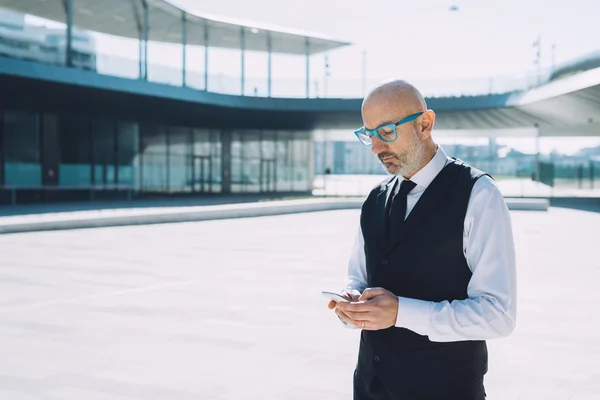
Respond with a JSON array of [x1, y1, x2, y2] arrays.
[[402, 145, 449, 189]]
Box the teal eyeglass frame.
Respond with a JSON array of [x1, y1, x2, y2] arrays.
[[354, 111, 424, 145]]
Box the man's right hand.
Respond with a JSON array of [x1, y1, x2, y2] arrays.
[[327, 289, 361, 309], [328, 290, 362, 327]]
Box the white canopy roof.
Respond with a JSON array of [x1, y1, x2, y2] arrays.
[[0, 0, 351, 55]]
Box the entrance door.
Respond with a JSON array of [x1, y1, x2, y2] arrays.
[[260, 159, 275, 193], [192, 155, 211, 193]]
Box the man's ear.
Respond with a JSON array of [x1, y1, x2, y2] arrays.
[[419, 110, 436, 139]]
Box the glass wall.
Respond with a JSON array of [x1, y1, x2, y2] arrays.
[[193, 129, 221, 193], [260, 131, 276, 193], [276, 132, 293, 192], [59, 115, 91, 187], [140, 123, 168, 192], [57, 117, 140, 190], [91, 118, 116, 187], [3, 110, 41, 186], [117, 121, 140, 190], [231, 131, 261, 193], [292, 131, 313, 192], [0, 107, 314, 203], [230, 130, 312, 193], [168, 126, 191, 193]]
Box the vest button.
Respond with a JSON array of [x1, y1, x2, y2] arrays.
[[374, 356, 380, 362], [381, 259, 388, 265]]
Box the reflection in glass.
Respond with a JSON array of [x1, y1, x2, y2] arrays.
[[169, 126, 191, 193], [1, 110, 314, 199], [60, 115, 91, 187], [118, 121, 140, 189], [3, 110, 41, 186], [141, 123, 168, 192], [92, 118, 116, 187]]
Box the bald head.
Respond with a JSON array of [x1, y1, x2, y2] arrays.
[[362, 80, 427, 122], [360, 80, 437, 178]]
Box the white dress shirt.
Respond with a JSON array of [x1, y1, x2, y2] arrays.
[[344, 145, 517, 342]]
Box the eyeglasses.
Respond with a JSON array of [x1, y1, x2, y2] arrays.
[[354, 112, 424, 146]]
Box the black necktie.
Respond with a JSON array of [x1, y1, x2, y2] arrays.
[[388, 179, 416, 241]]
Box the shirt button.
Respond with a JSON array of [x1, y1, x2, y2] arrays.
[[374, 356, 380, 362], [381, 259, 388, 265]]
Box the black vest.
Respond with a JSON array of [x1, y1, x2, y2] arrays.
[[356, 159, 489, 396]]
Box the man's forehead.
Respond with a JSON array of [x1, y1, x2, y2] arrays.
[[362, 102, 405, 129]]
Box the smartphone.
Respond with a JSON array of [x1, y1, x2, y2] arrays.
[[322, 291, 351, 303]]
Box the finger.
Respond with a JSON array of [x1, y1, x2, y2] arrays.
[[359, 287, 388, 301], [339, 310, 370, 330], [344, 310, 376, 321], [336, 309, 361, 328], [342, 289, 362, 301], [327, 300, 337, 309], [336, 301, 372, 313]]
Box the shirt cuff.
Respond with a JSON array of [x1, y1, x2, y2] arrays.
[[395, 296, 435, 332]]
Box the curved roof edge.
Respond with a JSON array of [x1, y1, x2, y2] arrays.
[[0, 0, 351, 55], [549, 50, 600, 81], [164, 0, 352, 50], [4, 56, 600, 132]]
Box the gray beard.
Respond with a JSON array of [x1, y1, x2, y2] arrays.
[[379, 134, 427, 177]]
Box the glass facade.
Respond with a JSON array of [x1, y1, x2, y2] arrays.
[[3, 110, 41, 187], [0, 108, 314, 204]]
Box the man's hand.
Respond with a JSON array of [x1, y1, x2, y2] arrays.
[[335, 287, 399, 330], [327, 289, 361, 327]]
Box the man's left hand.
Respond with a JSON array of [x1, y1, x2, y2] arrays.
[[335, 287, 399, 330]]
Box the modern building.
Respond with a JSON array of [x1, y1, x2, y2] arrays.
[[2, 1, 600, 205], [0, 1, 350, 204]]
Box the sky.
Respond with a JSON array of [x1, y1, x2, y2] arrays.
[[24, 0, 600, 90], [22, 0, 600, 154], [169, 0, 600, 80]]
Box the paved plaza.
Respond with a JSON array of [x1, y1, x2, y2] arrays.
[[0, 207, 599, 399]]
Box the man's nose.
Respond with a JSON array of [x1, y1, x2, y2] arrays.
[[371, 136, 386, 154]]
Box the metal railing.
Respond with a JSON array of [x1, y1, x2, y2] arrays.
[[0, 40, 558, 99]]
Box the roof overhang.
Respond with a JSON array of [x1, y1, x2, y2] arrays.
[[0, 0, 351, 55], [2, 57, 600, 134]]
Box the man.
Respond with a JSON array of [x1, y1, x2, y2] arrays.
[[327, 80, 517, 399]]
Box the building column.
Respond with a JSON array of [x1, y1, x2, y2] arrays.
[[65, 0, 73, 67], [142, 0, 149, 80], [305, 37, 310, 98], [182, 11, 187, 87], [204, 21, 209, 91], [241, 27, 246, 96], [267, 32, 272, 97], [138, 39, 144, 78]]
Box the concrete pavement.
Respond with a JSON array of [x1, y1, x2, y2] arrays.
[[0, 208, 598, 399]]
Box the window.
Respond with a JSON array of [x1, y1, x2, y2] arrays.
[[59, 115, 91, 187], [169, 126, 191, 192], [3, 110, 41, 186], [140, 123, 168, 192], [117, 121, 139, 189], [91, 118, 115, 186]]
